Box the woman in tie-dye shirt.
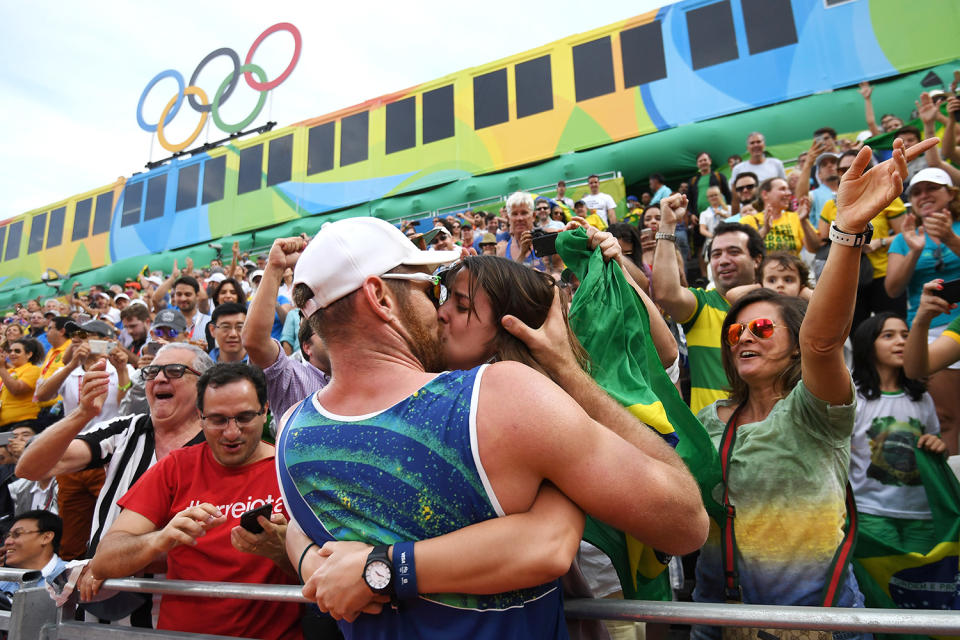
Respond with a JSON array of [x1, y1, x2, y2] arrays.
[[691, 138, 934, 640]]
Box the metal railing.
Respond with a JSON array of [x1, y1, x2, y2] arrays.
[[6, 576, 960, 638], [100, 578, 960, 635]]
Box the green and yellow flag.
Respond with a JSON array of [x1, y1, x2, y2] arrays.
[[556, 228, 723, 599], [852, 449, 960, 640]]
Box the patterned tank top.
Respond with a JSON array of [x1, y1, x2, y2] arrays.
[[276, 365, 567, 639]]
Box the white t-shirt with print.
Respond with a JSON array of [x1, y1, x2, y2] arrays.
[[850, 390, 940, 519]]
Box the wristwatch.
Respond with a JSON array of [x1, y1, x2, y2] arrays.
[[363, 545, 394, 595], [829, 222, 873, 248], [655, 231, 677, 243]]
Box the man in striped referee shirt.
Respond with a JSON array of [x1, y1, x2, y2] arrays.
[[15, 342, 214, 625]]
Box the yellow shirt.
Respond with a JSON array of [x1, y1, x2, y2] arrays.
[[819, 198, 905, 278], [37, 338, 71, 408], [741, 210, 805, 256], [0, 363, 41, 427]]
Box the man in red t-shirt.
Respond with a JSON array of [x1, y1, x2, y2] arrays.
[[87, 363, 301, 639]]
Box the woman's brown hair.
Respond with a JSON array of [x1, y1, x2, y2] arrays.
[[443, 256, 590, 382]]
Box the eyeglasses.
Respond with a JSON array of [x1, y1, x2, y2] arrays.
[[213, 323, 245, 334], [535, 206, 550, 211], [141, 363, 202, 380], [5, 529, 41, 540], [381, 273, 448, 306], [933, 245, 944, 272], [200, 409, 264, 428], [8, 349, 24, 355], [735, 184, 757, 192], [152, 327, 180, 339], [726, 318, 787, 346]]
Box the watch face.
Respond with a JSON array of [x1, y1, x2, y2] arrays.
[[364, 560, 391, 590]]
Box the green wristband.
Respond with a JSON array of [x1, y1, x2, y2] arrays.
[[297, 542, 318, 583]]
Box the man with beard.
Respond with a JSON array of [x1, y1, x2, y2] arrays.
[[653, 194, 765, 414], [276, 217, 707, 639], [118, 303, 151, 364], [152, 276, 210, 344]]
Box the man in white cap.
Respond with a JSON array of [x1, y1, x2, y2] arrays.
[[277, 217, 707, 638]]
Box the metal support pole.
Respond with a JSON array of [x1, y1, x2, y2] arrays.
[[9, 585, 58, 640]]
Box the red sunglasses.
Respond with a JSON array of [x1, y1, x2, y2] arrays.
[[726, 318, 786, 347]]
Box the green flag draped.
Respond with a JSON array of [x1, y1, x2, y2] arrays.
[[556, 228, 722, 599], [852, 449, 960, 640]]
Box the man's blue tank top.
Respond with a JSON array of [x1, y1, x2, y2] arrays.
[[276, 365, 567, 640]]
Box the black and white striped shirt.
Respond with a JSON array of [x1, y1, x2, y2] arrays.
[[77, 414, 204, 555]]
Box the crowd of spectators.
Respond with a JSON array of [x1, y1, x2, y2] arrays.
[[0, 84, 955, 639]]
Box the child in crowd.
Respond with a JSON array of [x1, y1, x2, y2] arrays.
[[850, 313, 945, 552], [724, 252, 812, 303]]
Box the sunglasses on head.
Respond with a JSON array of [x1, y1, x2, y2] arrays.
[[152, 326, 179, 339], [381, 272, 448, 306], [141, 363, 201, 380], [726, 318, 786, 347]]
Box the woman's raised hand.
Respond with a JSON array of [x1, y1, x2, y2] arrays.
[[836, 137, 939, 232], [901, 214, 927, 252]]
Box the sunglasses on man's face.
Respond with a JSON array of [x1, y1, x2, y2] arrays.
[[152, 327, 179, 340], [381, 272, 448, 307], [725, 318, 787, 347], [736, 184, 757, 192]]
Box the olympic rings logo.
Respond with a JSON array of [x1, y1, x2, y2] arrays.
[[136, 23, 301, 153]]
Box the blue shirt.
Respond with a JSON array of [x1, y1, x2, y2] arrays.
[[888, 220, 960, 327], [809, 183, 835, 228], [650, 185, 673, 205], [271, 295, 292, 341]]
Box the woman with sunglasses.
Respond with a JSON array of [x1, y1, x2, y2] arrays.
[[741, 177, 821, 257], [689, 138, 938, 639], [0, 338, 44, 428]]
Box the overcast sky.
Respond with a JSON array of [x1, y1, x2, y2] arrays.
[[0, 0, 663, 223]]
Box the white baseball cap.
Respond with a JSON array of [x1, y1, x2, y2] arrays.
[[908, 167, 953, 194], [207, 272, 227, 284], [294, 217, 461, 316]]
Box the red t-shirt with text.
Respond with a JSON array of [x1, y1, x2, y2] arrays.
[[118, 442, 300, 639]]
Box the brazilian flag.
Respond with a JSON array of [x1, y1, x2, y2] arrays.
[[852, 449, 960, 640], [557, 229, 723, 599]]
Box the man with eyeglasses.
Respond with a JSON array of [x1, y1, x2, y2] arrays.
[[730, 171, 760, 218], [88, 363, 301, 639], [16, 343, 214, 627], [533, 197, 552, 228], [0, 510, 67, 599], [208, 303, 248, 364], [116, 308, 190, 417]]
